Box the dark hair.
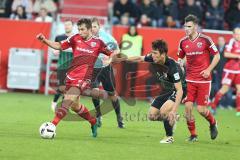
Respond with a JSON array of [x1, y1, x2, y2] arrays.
[[91, 17, 100, 26], [152, 39, 168, 54], [128, 25, 138, 36], [64, 18, 73, 24], [77, 18, 92, 29], [15, 5, 27, 19], [185, 14, 198, 24]]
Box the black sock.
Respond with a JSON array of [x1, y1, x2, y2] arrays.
[[112, 99, 121, 118], [92, 98, 101, 117], [53, 90, 61, 102], [163, 120, 173, 137]]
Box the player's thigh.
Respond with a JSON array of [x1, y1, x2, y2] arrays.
[[148, 106, 160, 120], [233, 74, 240, 90], [101, 70, 115, 95], [222, 71, 234, 86], [149, 93, 171, 119], [185, 82, 197, 103], [65, 87, 80, 101], [196, 82, 211, 106], [159, 100, 175, 118], [219, 84, 230, 94]]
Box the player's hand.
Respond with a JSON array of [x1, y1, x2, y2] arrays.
[[52, 50, 60, 55], [36, 33, 45, 42], [168, 111, 177, 126], [200, 69, 211, 78], [111, 53, 128, 63]]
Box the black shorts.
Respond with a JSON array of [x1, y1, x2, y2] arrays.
[[151, 88, 187, 110], [92, 65, 115, 94], [57, 69, 67, 86]]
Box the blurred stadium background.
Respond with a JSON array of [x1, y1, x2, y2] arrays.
[[0, 0, 240, 160]]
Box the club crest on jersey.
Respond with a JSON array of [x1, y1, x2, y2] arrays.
[[197, 42, 202, 48], [185, 45, 189, 49], [91, 42, 97, 47]]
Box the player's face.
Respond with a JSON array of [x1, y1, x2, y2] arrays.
[[151, 50, 165, 64], [64, 21, 73, 34], [184, 21, 197, 37], [78, 24, 91, 39], [92, 22, 100, 36], [233, 28, 240, 41]]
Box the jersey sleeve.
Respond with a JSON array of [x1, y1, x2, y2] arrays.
[[207, 37, 219, 55], [177, 41, 185, 58], [144, 54, 153, 62], [225, 38, 234, 52], [169, 61, 181, 83], [60, 36, 72, 50], [99, 40, 113, 56], [100, 29, 119, 50]]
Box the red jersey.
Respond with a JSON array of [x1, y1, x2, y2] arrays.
[[60, 34, 112, 81], [178, 33, 219, 82], [223, 38, 240, 73]]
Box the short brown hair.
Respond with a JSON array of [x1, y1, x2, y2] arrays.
[[91, 17, 100, 26], [77, 18, 92, 29], [185, 14, 199, 24], [152, 39, 168, 55]]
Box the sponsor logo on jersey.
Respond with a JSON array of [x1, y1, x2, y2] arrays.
[[186, 51, 204, 55], [185, 45, 189, 48], [76, 47, 94, 53]]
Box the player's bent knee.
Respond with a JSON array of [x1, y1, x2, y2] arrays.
[[148, 114, 157, 121], [196, 105, 207, 115], [110, 95, 118, 101], [90, 88, 100, 99]]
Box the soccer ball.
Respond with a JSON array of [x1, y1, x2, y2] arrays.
[[39, 122, 56, 139]]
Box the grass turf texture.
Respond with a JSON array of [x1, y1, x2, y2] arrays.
[[0, 92, 239, 160]]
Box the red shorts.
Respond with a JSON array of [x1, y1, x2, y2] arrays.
[[221, 71, 240, 86], [65, 75, 91, 92], [185, 82, 211, 106]]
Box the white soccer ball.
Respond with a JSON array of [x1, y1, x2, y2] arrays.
[[39, 122, 56, 139]]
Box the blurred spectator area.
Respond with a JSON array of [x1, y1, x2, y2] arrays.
[[61, 0, 108, 16]]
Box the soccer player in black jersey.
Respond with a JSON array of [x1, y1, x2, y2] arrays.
[[126, 39, 186, 143]]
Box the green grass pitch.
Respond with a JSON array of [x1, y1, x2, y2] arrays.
[[0, 92, 239, 160]]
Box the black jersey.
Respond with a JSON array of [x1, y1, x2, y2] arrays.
[[55, 34, 68, 42], [55, 34, 73, 69], [144, 54, 186, 91]]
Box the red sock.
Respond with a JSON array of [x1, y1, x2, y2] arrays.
[[236, 93, 240, 112], [187, 120, 197, 136], [204, 110, 216, 125], [211, 92, 223, 110], [52, 106, 68, 126], [76, 105, 96, 126]]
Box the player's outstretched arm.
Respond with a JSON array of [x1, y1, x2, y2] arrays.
[[224, 51, 240, 59], [127, 56, 145, 62], [36, 33, 61, 50], [111, 53, 128, 63]]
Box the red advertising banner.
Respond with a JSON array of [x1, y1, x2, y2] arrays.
[[0, 19, 51, 89]]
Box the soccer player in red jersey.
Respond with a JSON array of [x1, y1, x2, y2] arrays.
[[37, 18, 114, 138], [210, 27, 240, 116], [177, 15, 220, 142]]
